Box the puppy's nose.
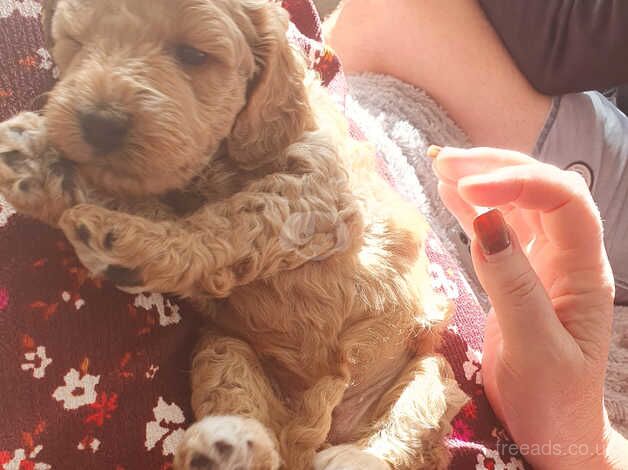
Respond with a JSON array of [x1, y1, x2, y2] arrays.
[[79, 108, 130, 153]]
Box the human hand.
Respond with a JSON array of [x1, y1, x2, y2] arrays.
[[430, 146, 627, 469]]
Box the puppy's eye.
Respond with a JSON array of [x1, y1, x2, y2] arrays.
[[175, 45, 209, 66]]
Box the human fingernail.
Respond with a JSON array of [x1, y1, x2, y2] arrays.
[[426, 145, 442, 159], [473, 209, 511, 255]]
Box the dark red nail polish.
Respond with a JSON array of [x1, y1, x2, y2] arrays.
[[473, 209, 511, 255]]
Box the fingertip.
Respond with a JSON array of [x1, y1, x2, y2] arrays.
[[426, 145, 467, 159], [432, 155, 457, 185], [426, 145, 442, 159]]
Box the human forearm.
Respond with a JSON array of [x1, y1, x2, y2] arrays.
[[326, 0, 551, 153]]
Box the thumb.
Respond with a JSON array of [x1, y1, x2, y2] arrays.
[[471, 209, 563, 352]]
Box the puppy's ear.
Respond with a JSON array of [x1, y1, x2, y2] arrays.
[[228, 1, 314, 169], [41, 0, 59, 50]]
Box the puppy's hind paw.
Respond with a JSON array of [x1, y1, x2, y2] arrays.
[[314, 445, 390, 470], [174, 416, 281, 470]]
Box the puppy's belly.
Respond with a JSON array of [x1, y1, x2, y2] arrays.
[[328, 349, 414, 444]]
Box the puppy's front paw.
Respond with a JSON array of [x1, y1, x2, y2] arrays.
[[0, 113, 85, 224], [314, 445, 389, 470], [174, 416, 281, 470], [59, 204, 146, 291], [0, 112, 47, 156], [0, 150, 85, 225]]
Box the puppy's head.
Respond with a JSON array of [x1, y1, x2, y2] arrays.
[[44, 0, 312, 197]]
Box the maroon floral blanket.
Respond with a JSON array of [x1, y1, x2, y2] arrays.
[[0, 0, 528, 468]]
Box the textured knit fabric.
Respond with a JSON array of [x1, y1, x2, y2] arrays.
[[0, 0, 527, 468]]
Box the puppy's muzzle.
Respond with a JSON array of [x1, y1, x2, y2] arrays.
[[79, 107, 131, 154]]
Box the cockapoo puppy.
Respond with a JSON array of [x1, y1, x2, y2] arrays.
[[0, 0, 467, 468]]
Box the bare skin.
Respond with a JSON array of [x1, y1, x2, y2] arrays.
[[432, 146, 628, 469], [324, 0, 552, 154]]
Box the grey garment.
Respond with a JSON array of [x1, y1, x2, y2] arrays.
[[534, 92, 628, 304]]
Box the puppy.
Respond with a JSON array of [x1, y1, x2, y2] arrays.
[[0, 0, 467, 468]]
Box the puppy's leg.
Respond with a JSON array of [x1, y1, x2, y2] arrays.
[[0, 112, 85, 225], [175, 333, 288, 470], [313, 445, 389, 470], [58, 172, 361, 296], [279, 373, 349, 470], [175, 331, 350, 470], [315, 355, 467, 470]]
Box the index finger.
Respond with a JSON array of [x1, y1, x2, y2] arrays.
[[458, 163, 604, 251], [433, 146, 536, 182]]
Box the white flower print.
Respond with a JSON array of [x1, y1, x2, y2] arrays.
[[0, 196, 15, 228], [52, 368, 100, 410], [36, 48, 53, 70], [134, 293, 182, 327], [463, 346, 483, 385], [475, 448, 525, 470], [77, 438, 101, 453], [0, 0, 41, 19], [35, 48, 59, 78], [61, 291, 85, 310], [20, 346, 52, 379], [2, 446, 50, 470], [145, 364, 159, 380], [429, 263, 460, 299], [162, 429, 185, 456], [145, 397, 185, 456]]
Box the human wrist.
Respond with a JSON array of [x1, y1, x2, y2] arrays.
[[525, 409, 616, 470]]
